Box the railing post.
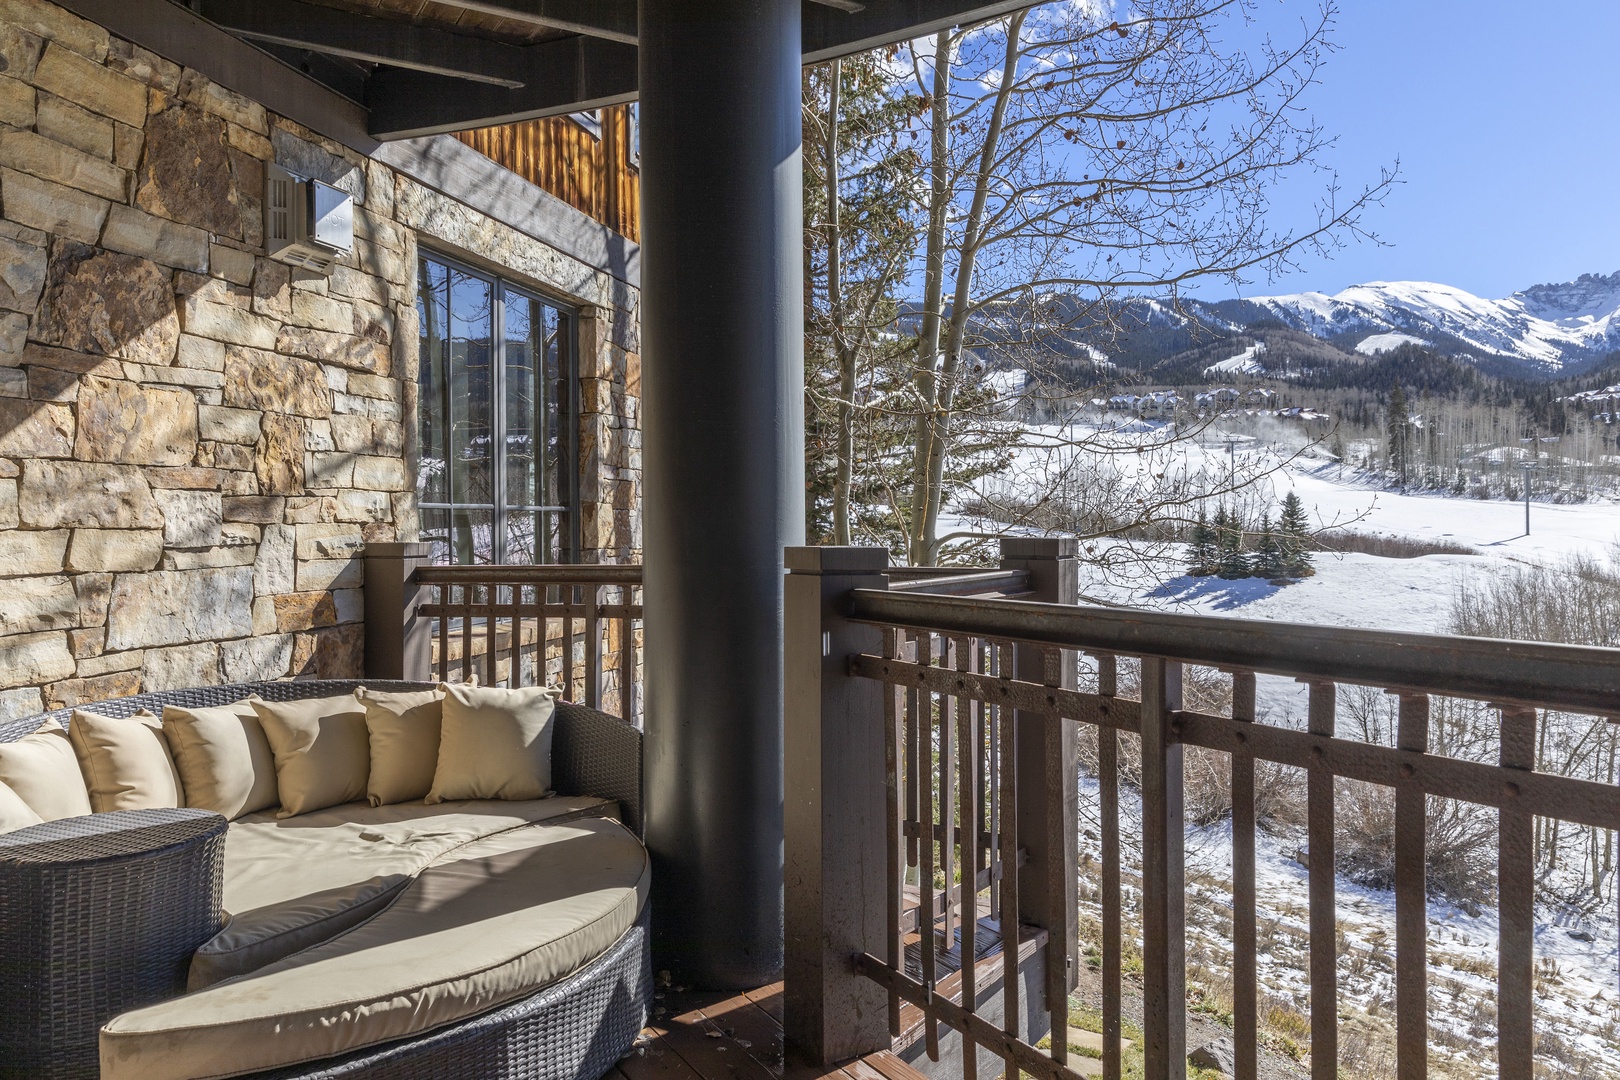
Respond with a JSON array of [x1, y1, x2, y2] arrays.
[[999, 537, 1080, 993], [783, 546, 892, 1066], [362, 542, 433, 681], [1139, 656, 1185, 1080]]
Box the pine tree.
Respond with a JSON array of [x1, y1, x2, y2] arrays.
[[1188, 511, 1217, 576], [1278, 491, 1313, 576], [1253, 513, 1283, 579], [1387, 382, 1410, 489], [1216, 507, 1250, 579]]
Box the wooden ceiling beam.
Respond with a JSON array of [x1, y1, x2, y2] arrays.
[[366, 35, 637, 140], [412, 0, 638, 45], [201, 0, 535, 87], [801, 0, 1037, 62]]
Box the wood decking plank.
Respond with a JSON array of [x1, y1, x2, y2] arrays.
[[743, 982, 785, 1027], [695, 994, 788, 1079], [653, 991, 782, 1080], [862, 1050, 932, 1080]]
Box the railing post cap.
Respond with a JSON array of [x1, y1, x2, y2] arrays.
[[998, 536, 1078, 560], [364, 542, 435, 559], [785, 546, 890, 574]]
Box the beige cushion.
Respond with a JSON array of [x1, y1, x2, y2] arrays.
[[253, 696, 370, 818], [103, 817, 649, 1080], [0, 723, 92, 821], [0, 779, 43, 834], [70, 710, 184, 813], [163, 699, 277, 821], [427, 684, 558, 804], [190, 794, 616, 990], [357, 686, 443, 806]]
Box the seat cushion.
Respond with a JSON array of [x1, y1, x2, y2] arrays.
[[102, 817, 650, 1080], [162, 699, 278, 820], [69, 710, 184, 813], [428, 683, 559, 804], [0, 722, 92, 821], [189, 795, 617, 990], [357, 686, 443, 806], [253, 696, 371, 818]]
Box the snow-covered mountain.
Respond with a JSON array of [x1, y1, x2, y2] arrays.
[[1214, 272, 1620, 370]]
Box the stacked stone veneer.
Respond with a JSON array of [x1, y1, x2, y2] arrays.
[[0, 0, 642, 719]]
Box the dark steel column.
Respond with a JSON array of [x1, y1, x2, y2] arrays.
[[639, 0, 804, 988]]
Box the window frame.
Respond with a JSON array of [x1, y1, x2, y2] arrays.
[[415, 248, 581, 565]]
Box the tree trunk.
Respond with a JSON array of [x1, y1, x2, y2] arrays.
[[826, 60, 854, 546], [906, 30, 951, 565]]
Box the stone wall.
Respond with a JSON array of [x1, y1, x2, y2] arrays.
[[0, 0, 642, 719]]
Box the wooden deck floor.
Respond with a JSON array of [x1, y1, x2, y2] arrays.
[[610, 983, 928, 1080]]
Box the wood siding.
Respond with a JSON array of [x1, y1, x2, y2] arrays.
[[455, 107, 640, 243]]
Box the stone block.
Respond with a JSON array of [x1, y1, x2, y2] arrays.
[[304, 418, 334, 452], [0, 528, 68, 575], [255, 413, 305, 495], [124, 362, 222, 391], [77, 647, 141, 677], [68, 626, 102, 659], [0, 630, 75, 689], [154, 488, 222, 548], [43, 669, 140, 708], [106, 39, 181, 93], [0, 24, 41, 83], [325, 264, 390, 307], [0, 575, 77, 635], [196, 441, 253, 471], [350, 455, 408, 492], [274, 591, 336, 632], [330, 414, 404, 457], [101, 203, 209, 271], [250, 258, 290, 317], [0, 129, 124, 200], [0, 0, 107, 63], [178, 336, 228, 373], [104, 566, 254, 650], [0, 398, 73, 457], [226, 122, 272, 161], [253, 522, 294, 595], [17, 343, 119, 376], [335, 489, 390, 523], [24, 366, 74, 402], [145, 466, 224, 490], [313, 622, 363, 679], [136, 104, 258, 242], [275, 326, 389, 375], [74, 571, 111, 626], [331, 392, 400, 422], [33, 42, 145, 126], [332, 587, 363, 625], [345, 372, 400, 403], [0, 167, 108, 243], [19, 460, 162, 528], [178, 69, 266, 134], [223, 346, 329, 417], [308, 451, 352, 488], [284, 496, 336, 524], [0, 478, 19, 528], [294, 523, 363, 560], [296, 557, 361, 592], [220, 469, 256, 495], [35, 242, 178, 364], [65, 528, 163, 573], [113, 123, 143, 169], [0, 368, 24, 397], [0, 687, 45, 723], [37, 92, 114, 159], [220, 634, 293, 682], [182, 297, 278, 349], [288, 292, 353, 333], [250, 595, 276, 636], [74, 376, 197, 465], [140, 641, 219, 691], [163, 545, 255, 569], [210, 243, 255, 285], [0, 74, 30, 130], [0, 311, 24, 358], [0, 233, 46, 313], [222, 494, 282, 524]]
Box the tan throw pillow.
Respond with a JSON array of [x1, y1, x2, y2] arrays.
[[357, 687, 444, 807], [163, 698, 278, 821], [0, 723, 93, 821], [0, 779, 44, 834], [427, 684, 559, 804], [70, 710, 184, 813], [254, 696, 370, 818]]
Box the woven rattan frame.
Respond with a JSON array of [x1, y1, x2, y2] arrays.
[[0, 808, 227, 1080], [0, 681, 649, 1080]]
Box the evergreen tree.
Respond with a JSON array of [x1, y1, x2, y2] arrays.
[[1278, 491, 1313, 576], [1387, 382, 1410, 489], [1188, 511, 1217, 576], [1216, 507, 1250, 579], [1253, 513, 1283, 579]]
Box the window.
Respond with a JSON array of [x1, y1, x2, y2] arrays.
[[569, 109, 602, 139], [416, 253, 576, 564]]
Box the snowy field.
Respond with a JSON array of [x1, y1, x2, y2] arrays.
[[959, 416, 1620, 1075]]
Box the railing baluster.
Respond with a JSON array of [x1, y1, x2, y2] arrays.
[[1395, 693, 1429, 1080], [436, 583, 449, 682], [1139, 656, 1184, 1080], [988, 639, 1001, 924], [1042, 645, 1068, 1069], [1097, 654, 1121, 1080], [941, 636, 957, 946], [955, 633, 979, 1080], [906, 638, 921, 871], [1498, 704, 1536, 1080], [1230, 670, 1257, 1080], [485, 582, 499, 688], [998, 640, 1020, 1080], [585, 583, 601, 709], [884, 627, 904, 1038], [1306, 681, 1337, 1080], [459, 584, 472, 684], [920, 633, 940, 1062], [563, 586, 577, 701]]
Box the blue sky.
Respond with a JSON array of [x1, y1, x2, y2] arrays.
[[1237, 0, 1620, 300]]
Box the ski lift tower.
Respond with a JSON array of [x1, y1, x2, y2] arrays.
[[1519, 459, 1537, 535]]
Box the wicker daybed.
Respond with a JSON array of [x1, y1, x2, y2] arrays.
[[0, 680, 651, 1080]]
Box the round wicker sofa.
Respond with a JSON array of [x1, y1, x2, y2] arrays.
[[0, 680, 651, 1080]]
